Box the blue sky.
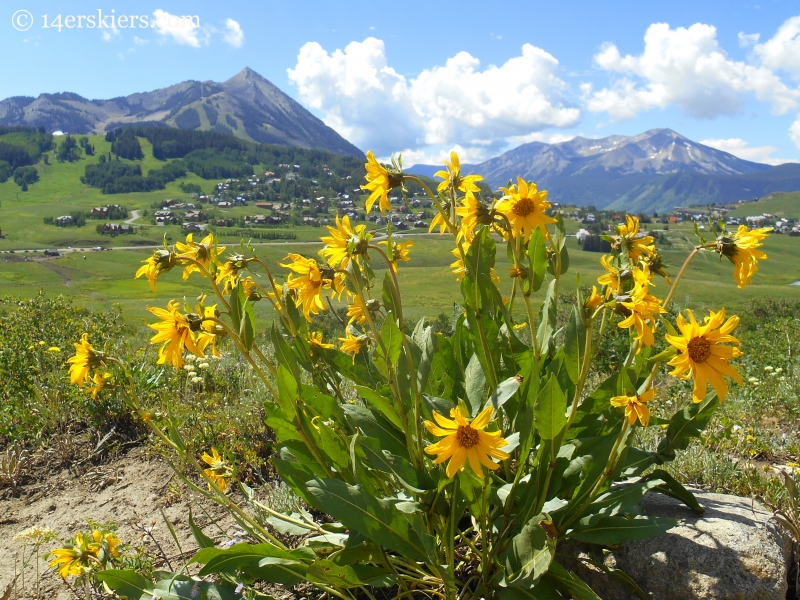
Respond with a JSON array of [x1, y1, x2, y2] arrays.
[[4, 0, 800, 165]]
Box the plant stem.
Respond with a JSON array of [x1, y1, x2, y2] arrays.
[[662, 247, 698, 310]]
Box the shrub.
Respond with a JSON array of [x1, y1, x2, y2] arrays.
[[61, 155, 773, 599]]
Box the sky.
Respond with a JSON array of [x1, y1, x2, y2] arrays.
[[4, 0, 800, 166]]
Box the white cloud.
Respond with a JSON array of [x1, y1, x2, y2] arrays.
[[699, 137, 795, 165], [753, 16, 800, 82], [133, 36, 148, 45], [287, 38, 580, 156], [152, 9, 206, 48], [790, 116, 800, 149], [738, 32, 760, 48], [585, 22, 800, 120], [223, 19, 244, 48]]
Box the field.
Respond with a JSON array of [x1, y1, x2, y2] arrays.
[[727, 191, 800, 219]]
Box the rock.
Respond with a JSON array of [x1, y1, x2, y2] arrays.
[[563, 490, 792, 599]]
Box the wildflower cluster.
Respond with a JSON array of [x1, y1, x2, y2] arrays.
[[65, 150, 772, 600]]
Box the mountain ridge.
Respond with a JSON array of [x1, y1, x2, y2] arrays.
[[0, 68, 363, 158], [406, 129, 794, 212]]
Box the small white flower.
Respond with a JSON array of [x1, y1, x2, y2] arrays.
[[198, 362, 210, 369], [191, 376, 203, 384], [185, 354, 197, 363], [779, 376, 786, 381], [183, 364, 195, 371], [748, 377, 759, 383], [764, 365, 773, 371], [732, 425, 743, 432], [775, 367, 783, 374]]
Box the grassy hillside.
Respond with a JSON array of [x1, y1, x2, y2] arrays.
[[727, 191, 800, 219]]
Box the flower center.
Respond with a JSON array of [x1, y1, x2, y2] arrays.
[[512, 198, 536, 217], [687, 336, 712, 363], [456, 425, 480, 449]]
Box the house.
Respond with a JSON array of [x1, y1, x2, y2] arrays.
[[669, 216, 680, 223], [182, 223, 202, 233], [44, 249, 60, 257], [256, 202, 273, 210], [315, 197, 329, 211], [576, 228, 591, 243], [91, 206, 109, 218], [303, 217, 320, 226], [154, 210, 173, 219], [184, 210, 203, 222], [56, 215, 73, 226]]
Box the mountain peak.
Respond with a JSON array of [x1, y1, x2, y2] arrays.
[[0, 69, 363, 157]]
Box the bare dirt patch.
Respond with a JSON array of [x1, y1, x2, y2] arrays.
[[0, 448, 237, 599]]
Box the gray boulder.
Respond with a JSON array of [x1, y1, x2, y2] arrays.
[[563, 490, 792, 599]]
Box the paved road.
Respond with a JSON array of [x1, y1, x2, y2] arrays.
[[124, 209, 141, 224]]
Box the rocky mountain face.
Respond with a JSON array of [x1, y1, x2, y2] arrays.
[[474, 129, 771, 189], [407, 129, 790, 211], [0, 68, 363, 157]]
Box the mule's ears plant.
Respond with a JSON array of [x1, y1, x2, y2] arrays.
[[66, 152, 771, 599]]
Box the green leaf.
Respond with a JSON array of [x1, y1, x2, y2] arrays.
[[360, 437, 434, 492], [646, 469, 704, 513], [534, 375, 567, 442], [305, 478, 434, 563], [537, 279, 558, 354], [465, 353, 486, 417], [489, 377, 521, 411], [301, 384, 343, 421], [191, 542, 300, 575], [266, 513, 310, 536], [427, 333, 458, 399], [241, 556, 308, 586], [272, 455, 320, 504], [373, 315, 403, 379], [576, 478, 665, 527], [151, 574, 239, 599], [316, 423, 350, 472], [95, 570, 152, 599], [563, 307, 585, 385], [275, 364, 299, 420], [567, 515, 678, 545], [415, 324, 436, 397], [381, 271, 402, 318], [239, 295, 256, 351], [461, 228, 497, 310], [188, 508, 214, 549], [356, 386, 402, 429], [656, 391, 719, 462], [343, 405, 408, 459], [527, 227, 548, 293], [307, 559, 366, 587], [502, 518, 554, 587], [545, 562, 601, 600]]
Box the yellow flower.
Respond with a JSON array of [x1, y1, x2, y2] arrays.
[[428, 210, 451, 236], [320, 215, 372, 269], [346, 295, 377, 327], [174, 232, 226, 280], [610, 387, 656, 427], [48, 530, 119, 579], [379, 239, 413, 273], [308, 331, 334, 353], [495, 178, 556, 241], [38, 340, 46, 346], [241, 276, 263, 302], [362, 151, 401, 214], [280, 253, 329, 321], [584, 286, 603, 315], [423, 405, 509, 479], [617, 265, 664, 348], [644, 251, 672, 285], [147, 300, 213, 369], [47, 346, 61, 353], [435, 151, 483, 195], [451, 248, 499, 282], [339, 332, 368, 363], [67, 333, 105, 387], [135, 248, 178, 291], [598, 255, 622, 297], [87, 530, 120, 563], [48, 535, 90, 579], [86, 371, 113, 399], [201, 447, 233, 492], [215, 254, 249, 295], [455, 192, 493, 243], [613, 215, 655, 262], [666, 308, 743, 403], [716, 225, 771, 288]]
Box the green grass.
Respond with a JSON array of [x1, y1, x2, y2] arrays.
[[727, 191, 800, 219], [0, 134, 341, 250]]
